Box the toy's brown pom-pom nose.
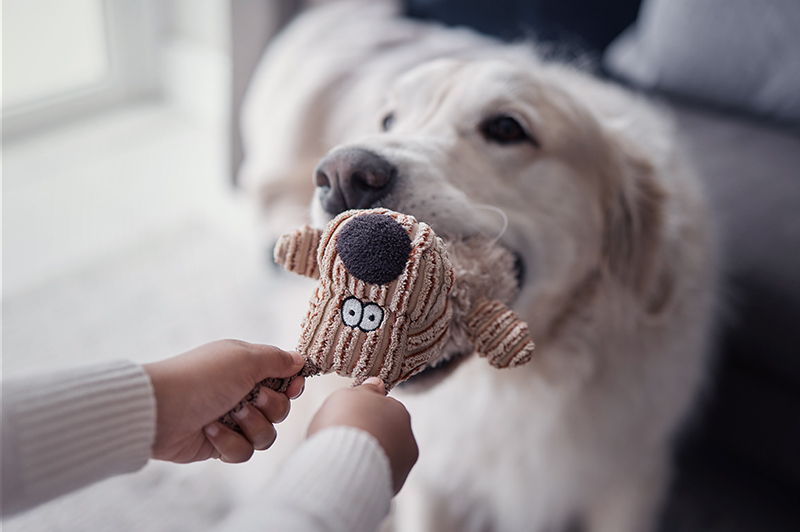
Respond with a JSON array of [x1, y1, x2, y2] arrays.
[[336, 212, 412, 285]]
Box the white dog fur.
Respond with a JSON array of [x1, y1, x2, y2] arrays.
[[239, 2, 716, 531]]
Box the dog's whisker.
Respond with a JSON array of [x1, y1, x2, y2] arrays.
[[473, 203, 509, 243]]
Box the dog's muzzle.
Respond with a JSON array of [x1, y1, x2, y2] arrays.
[[315, 147, 397, 214]]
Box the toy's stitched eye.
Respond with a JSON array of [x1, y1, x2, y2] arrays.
[[359, 303, 384, 332], [480, 115, 536, 146], [342, 297, 363, 328], [382, 113, 395, 132]]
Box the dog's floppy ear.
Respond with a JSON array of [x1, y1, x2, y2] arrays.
[[602, 137, 673, 314]]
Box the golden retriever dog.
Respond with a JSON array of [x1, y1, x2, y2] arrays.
[[239, 2, 716, 531]]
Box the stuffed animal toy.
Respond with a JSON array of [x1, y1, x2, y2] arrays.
[[220, 208, 534, 431]]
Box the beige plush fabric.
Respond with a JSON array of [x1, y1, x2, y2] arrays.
[[274, 226, 323, 280], [277, 208, 536, 383], [466, 298, 535, 368], [277, 209, 454, 388], [443, 234, 535, 368]]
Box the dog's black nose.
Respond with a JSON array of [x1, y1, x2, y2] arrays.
[[315, 148, 396, 214]]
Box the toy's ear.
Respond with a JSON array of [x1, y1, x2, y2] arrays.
[[273, 225, 323, 279], [465, 298, 535, 368]]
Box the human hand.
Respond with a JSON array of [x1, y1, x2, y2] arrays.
[[307, 377, 418, 493], [143, 340, 305, 464]]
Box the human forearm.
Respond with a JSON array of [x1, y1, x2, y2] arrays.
[[1, 360, 156, 516]]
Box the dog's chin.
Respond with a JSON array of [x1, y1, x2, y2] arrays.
[[398, 349, 473, 393]]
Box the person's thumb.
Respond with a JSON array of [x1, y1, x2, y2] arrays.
[[248, 345, 305, 379], [359, 377, 387, 396]]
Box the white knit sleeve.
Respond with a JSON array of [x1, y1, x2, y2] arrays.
[[1, 360, 156, 516], [217, 426, 394, 532]]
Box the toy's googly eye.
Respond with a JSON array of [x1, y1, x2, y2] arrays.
[[359, 303, 384, 332], [342, 297, 363, 328]]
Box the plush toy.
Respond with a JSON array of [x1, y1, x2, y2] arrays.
[[220, 208, 534, 431]]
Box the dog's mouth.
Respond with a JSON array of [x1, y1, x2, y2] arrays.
[[399, 348, 473, 392], [511, 250, 526, 288]]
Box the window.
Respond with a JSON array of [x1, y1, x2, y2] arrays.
[[2, 0, 160, 138]]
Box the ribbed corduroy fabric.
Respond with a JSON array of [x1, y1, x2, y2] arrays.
[[465, 298, 536, 368], [275, 209, 454, 389], [1, 360, 156, 516], [218, 426, 393, 532]]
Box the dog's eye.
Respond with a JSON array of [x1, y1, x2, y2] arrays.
[[480, 115, 532, 145], [382, 113, 395, 132]]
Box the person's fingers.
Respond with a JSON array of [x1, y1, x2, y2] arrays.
[[203, 422, 256, 463], [253, 387, 292, 424], [246, 345, 305, 379], [286, 375, 305, 400], [359, 377, 387, 395], [230, 403, 278, 450]]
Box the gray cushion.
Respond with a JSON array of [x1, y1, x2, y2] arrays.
[[604, 0, 800, 125]]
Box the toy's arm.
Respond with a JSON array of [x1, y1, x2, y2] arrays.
[[218, 360, 320, 433], [465, 298, 535, 368], [274, 225, 323, 279]]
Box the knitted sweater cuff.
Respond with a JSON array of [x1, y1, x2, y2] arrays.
[[2, 360, 156, 516], [218, 426, 393, 532], [275, 426, 393, 531]]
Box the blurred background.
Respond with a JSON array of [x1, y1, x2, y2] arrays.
[[4, 0, 242, 306], [3, 0, 799, 530], [3, 2, 329, 530]]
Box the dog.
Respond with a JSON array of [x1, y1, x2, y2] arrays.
[[239, 2, 716, 531]]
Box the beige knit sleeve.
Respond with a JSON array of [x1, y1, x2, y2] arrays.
[[215, 426, 393, 532], [1, 360, 156, 516]]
